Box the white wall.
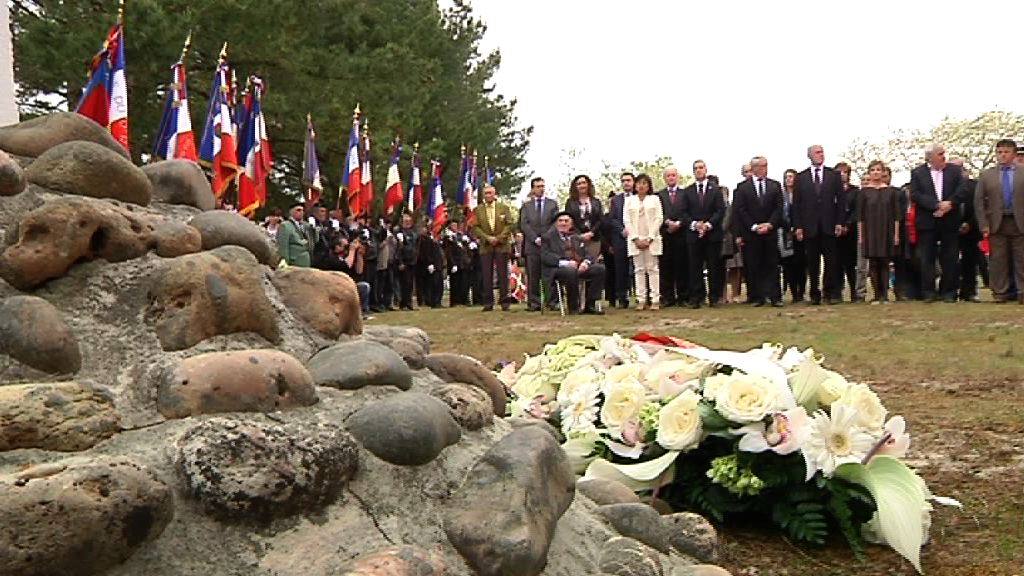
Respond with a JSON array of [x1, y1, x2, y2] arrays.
[[0, 3, 19, 126]]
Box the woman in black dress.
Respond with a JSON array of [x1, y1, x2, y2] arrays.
[[565, 174, 604, 259], [857, 160, 901, 303]]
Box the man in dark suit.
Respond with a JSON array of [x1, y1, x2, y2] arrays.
[[518, 177, 558, 311], [910, 143, 967, 301], [734, 156, 784, 307], [541, 211, 606, 314], [792, 145, 846, 304], [950, 158, 982, 302], [604, 172, 634, 308], [680, 160, 726, 308], [658, 166, 689, 306], [975, 139, 1024, 303]]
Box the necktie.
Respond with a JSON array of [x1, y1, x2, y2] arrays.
[[698, 182, 704, 202], [1003, 167, 1014, 211], [813, 167, 821, 185], [536, 199, 542, 214], [758, 179, 765, 201], [669, 190, 676, 204]]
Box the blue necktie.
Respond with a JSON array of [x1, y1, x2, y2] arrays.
[[1003, 167, 1014, 211]]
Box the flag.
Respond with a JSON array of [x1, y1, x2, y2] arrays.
[[483, 155, 495, 185], [237, 76, 272, 217], [462, 149, 478, 225], [359, 119, 374, 215], [342, 106, 362, 215], [107, 20, 128, 151], [302, 114, 323, 205], [199, 44, 239, 198], [76, 17, 128, 152], [405, 145, 423, 213], [428, 160, 447, 237], [153, 34, 197, 161], [383, 138, 404, 216]]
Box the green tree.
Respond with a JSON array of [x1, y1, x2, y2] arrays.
[[595, 155, 691, 195], [10, 0, 531, 213]]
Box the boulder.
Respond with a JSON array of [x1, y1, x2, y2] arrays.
[[444, 426, 574, 576], [664, 512, 720, 564], [336, 546, 447, 576], [25, 140, 152, 205], [0, 382, 118, 451], [0, 458, 173, 576], [0, 295, 81, 374], [430, 382, 494, 430], [157, 349, 318, 419], [383, 336, 426, 369], [424, 353, 507, 417], [0, 111, 130, 159], [150, 219, 203, 257], [347, 392, 460, 466], [0, 149, 26, 196], [307, 340, 412, 391], [673, 565, 732, 576], [362, 325, 430, 349], [146, 246, 280, 351], [176, 418, 358, 521], [598, 503, 671, 553], [598, 536, 664, 576], [272, 267, 362, 338], [189, 210, 277, 265], [0, 196, 201, 290], [578, 478, 642, 506], [142, 159, 215, 211]]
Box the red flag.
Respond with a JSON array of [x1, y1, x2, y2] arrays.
[[383, 138, 404, 215], [237, 77, 272, 217]]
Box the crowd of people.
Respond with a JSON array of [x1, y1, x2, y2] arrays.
[[264, 139, 1024, 317]]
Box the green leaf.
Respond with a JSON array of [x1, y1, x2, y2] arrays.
[[698, 401, 738, 431], [582, 449, 680, 492]]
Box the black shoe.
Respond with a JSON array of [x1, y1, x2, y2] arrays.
[[810, 297, 821, 305], [618, 301, 630, 309], [482, 305, 493, 311], [942, 297, 957, 303], [771, 300, 784, 308], [753, 300, 766, 307]]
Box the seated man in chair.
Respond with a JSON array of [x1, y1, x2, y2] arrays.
[[541, 211, 606, 314]]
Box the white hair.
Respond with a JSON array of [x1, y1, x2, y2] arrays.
[[924, 143, 945, 160], [663, 165, 679, 175], [806, 144, 823, 158], [750, 156, 767, 167]]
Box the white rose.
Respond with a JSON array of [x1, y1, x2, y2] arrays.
[[713, 373, 782, 423], [603, 363, 643, 394], [644, 359, 707, 397], [600, 379, 647, 430], [656, 389, 703, 451], [557, 365, 601, 403], [701, 374, 732, 401], [831, 383, 887, 432], [817, 371, 851, 405]]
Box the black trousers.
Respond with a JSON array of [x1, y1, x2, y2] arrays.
[[399, 264, 416, 309], [612, 238, 631, 304], [803, 233, 839, 301], [782, 239, 806, 300], [837, 231, 859, 300], [868, 257, 891, 301], [688, 239, 723, 304], [917, 228, 959, 300], [659, 234, 688, 305], [959, 235, 982, 299], [480, 251, 509, 307], [551, 263, 606, 311], [741, 234, 780, 303], [449, 270, 468, 305], [525, 249, 543, 308]]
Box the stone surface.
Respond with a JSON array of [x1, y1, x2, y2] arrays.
[[0, 111, 130, 159], [26, 140, 152, 205], [664, 512, 720, 564], [150, 219, 203, 257], [157, 349, 318, 419], [0, 381, 118, 451], [189, 209, 277, 265], [143, 159, 215, 211], [176, 418, 358, 521], [336, 546, 447, 575], [0, 196, 201, 289], [424, 352, 507, 417], [387, 336, 428, 369], [146, 245, 280, 351], [429, 382, 494, 430], [598, 536, 664, 576], [347, 391, 460, 466], [272, 267, 362, 338], [307, 340, 412, 391], [672, 565, 732, 576], [578, 478, 642, 506], [599, 503, 671, 553], [0, 148, 25, 196], [0, 458, 173, 576], [0, 295, 81, 374], [508, 417, 564, 442], [362, 325, 430, 351], [444, 426, 574, 576]]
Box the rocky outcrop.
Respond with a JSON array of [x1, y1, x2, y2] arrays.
[[0, 382, 118, 451], [176, 418, 358, 521], [0, 295, 81, 374], [188, 209, 277, 265], [307, 340, 412, 391], [143, 160, 215, 211], [598, 536, 664, 576], [0, 458, 173, 576], [430, 382, 494, 430], [156, 349, 318, 419], [0, 111, 130, 159], [0, 149, 25, 196], [578, 478, 643, 506], [146, 245, 280, 351], [425, 353, 507, 417], [347, 392, 460, 466], [25, 140, 152, 205], [336, 546, 447, 576], [272, 267, 363, 338]]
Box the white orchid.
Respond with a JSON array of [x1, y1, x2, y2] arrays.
[[736, 406, 810, 455]]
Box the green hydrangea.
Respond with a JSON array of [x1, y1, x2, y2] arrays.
[[707, 454, 765, 497]]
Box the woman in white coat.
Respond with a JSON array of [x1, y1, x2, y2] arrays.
[[624, 173, 663, 310]]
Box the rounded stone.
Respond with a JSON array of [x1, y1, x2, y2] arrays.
[[0, 111, 130, 159], [0, 149, 26, 196], [429, 382, 494, 430], [384, 336, 427, 370], [188, 210, 277, 265], [0, 295, 81, 374], [25, 140, 152, 205], [664, 512, 720, 564], [347, 392, 460, 466], [578, 478, 642, 506], [307, 340, 412, 391], [598, 503, 672, 553], [424, 353, 507, 417], [272, 267, 363, 339], [598, 536, 664, 576], [0, 382, 118, 451], [142, 159, 216, 210]]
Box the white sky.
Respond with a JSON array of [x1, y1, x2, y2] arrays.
[[470, 0, 1021, 198]]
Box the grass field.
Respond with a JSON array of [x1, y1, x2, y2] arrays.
[[374, 300, 1024, 576]]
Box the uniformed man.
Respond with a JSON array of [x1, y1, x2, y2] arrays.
[[277, 202, 317, 267]]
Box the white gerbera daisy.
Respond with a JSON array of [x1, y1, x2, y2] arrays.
[[802, 404, 876, 480], [560, 384, 601, 435]]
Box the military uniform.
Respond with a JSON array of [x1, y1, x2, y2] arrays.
[[277, 218, 316, 267]]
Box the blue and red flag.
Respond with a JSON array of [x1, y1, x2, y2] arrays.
[[359, 119, 374, 215], [342, 106, 362, 215], [302, 114, 323, 205], [383, 138, 404, 216], [199, 44, 239, 198], [76, 15, 128, 152], [153, 34, 198, 162], [237, 77, 272, 217], [428, 160, 447, 237], [461, 149, 478, 225], [405, 145, 423, 213]]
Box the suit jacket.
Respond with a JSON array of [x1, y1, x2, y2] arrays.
[[792, 166, 845, 238], [565, 197, 604, 241], [624, 194, 664, 257], [472, 201, 513, 254], [604, 192, 629, 247], [974, 166, 1024, 235], [657, 187, 687, 239], [396, 226, 419, 266], [734, 178, 784, 241], [909, 163, 966, 232], [518, 196, 558, 254], [959, 177, 982, 241], [277, 219, 315, 267], [540, 227, 592, 271], [680, 181, 726, 243]]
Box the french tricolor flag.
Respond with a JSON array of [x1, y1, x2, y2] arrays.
[[343, 107, 362, 216], [359, 120, 374, 214], [237, 77, 272, 217], [76, 21, 128, 152], [383, 139, 404, 216], [199, 45, 239, 198], [153, 37, 197, 162], [428, 160, 447, 237], [405, 147, 423, 213]]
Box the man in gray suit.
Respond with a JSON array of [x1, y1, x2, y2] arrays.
[[975, 139, 1024, 303], [518, 177, 558, 311]]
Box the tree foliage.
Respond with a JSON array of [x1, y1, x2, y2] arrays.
[[10, 0, 532, 212], [595, 155, 692, 196]]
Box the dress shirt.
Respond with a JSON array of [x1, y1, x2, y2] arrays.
[[929, 167, 944, 201], [486, 201, 496, 231], [751, 179, 766, 232]]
